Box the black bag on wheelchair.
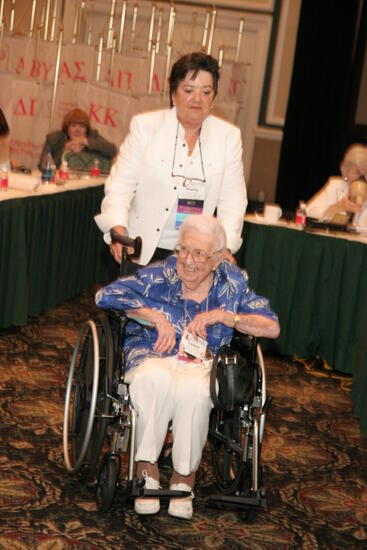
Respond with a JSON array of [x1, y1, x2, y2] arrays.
[[210, 344, 256, 411]]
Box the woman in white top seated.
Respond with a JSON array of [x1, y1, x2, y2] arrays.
[[306, 144, 367, 223]]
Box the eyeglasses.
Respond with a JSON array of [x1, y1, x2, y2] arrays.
[[171, 121, 206, 183], [175, 244, 218, 263]]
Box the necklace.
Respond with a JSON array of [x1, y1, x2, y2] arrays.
[[171, 120, 206, 183]]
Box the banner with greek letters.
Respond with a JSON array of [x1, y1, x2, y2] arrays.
[[0, 34, 240, 169]]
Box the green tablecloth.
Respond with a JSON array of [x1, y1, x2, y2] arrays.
[[236, 221, 367, 437], [0, 185, 111, 329]]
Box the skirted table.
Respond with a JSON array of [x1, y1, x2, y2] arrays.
[[236, 216, 367, 438], [0, 180, 111, 329]]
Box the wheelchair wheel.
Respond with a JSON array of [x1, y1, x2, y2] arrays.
[[63, 314, 114, 480], [96, 454, 120, 512]]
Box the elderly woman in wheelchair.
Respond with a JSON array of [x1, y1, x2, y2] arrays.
[[86, 214, 279, 519]]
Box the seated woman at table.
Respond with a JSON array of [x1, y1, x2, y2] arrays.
[[38, 108, 117, 172], [95, 214, 280, 519], [306, 144, 367, 223]]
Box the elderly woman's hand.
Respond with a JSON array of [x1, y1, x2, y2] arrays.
[[323, 194, 361, 218], [153, 311, 177, 353], [187, 309, 224, 340]]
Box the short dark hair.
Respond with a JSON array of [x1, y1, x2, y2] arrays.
[[0, 108, 9, 137], [62, 109, 91, 135], [169, 52, 220, 107]]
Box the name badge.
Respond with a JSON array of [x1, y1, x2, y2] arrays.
[[178, 328, 207, 363], [175, 179, 205, 229]]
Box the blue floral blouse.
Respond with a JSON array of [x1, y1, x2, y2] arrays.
[[95, 256, 278, 371]]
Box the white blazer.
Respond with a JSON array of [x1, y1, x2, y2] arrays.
[[95, 108, 247, 265]]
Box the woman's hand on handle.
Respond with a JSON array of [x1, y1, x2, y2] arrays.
[[109, 225, 134, 264]]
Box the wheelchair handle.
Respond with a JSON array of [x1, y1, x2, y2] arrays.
[[110, 229, 142, 260]]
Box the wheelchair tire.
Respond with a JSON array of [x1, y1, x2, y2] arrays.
[[63, 314, 114, 480], [96, 454, 120, 513], [209, 408, 246, 495]]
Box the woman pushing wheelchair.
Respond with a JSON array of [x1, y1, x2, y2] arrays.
[[95, 214, 280, 519]]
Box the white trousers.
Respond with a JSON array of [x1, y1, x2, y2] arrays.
[[125, 356, 213, 476]]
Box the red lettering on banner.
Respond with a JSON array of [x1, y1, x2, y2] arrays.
[[15, 57, 25, 74], [74, 62, 87, 81], [14, 99, 27, 115], [231, 79, 241, 97], [116, 70, 132, 90], [60, 61, 72, 79], [42, 62, 54, 81], [104, 109, 118, 128], [13, 98, 38, 116], [30, 60, 42, 78], [29, 98, 37, 116], [152, 74, 160, 92], [89, 104, 102, 124], [89, 105, 118, 128]]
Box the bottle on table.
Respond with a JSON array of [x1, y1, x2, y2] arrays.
[[58, 160, 69, 182], [295, 200, 307, 227], [91, 158, 100, 177], [0, 168, 8, 191], [41, 149, 54, 184]]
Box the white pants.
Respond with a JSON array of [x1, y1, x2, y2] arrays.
[[125, 356, 213, 476]]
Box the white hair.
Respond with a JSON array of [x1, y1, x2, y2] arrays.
[[340, 144, 367, 178], [178, 215, 227, 251]]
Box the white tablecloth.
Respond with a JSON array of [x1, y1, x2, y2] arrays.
[[245, 213, 367, 244], [0, 171, 105, 202]]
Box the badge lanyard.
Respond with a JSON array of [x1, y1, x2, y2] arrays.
[[171, 121, 207, 229]]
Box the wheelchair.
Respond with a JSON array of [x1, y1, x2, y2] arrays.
[[63, 232, 271, 515]]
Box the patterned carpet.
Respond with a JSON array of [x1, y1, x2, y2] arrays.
[[0, 291, 367, 550]]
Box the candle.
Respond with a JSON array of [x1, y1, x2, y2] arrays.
[[147, 1, 156, 52], [201, 8, 210, 52], [44, 0, 51, 39], [148, 40, 156, 94], [50, 0, 58, 42], [49, 24, 63, 131], [117, 0, 126, 53], [77, 1, 86, 43], [130, 3, 138, 50], [166, 2, 175, 48], [96, 33, 103, 82], [87, 0, 95, 46], [207, 8, 216, 56], [107, 0, 116, 49], [40, 0, 46, 30], [109, 33, 116, 86], [235, 18, 244, 63], [72, 1, 79, 44], [155, 7, 162, 54], [218, 45, 223, 68], [29, 0, 37, 37], [34, 24, 41, 78], [0, 0, 4, 26]]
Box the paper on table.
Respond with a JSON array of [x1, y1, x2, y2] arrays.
[[8, 172, 41, 192]]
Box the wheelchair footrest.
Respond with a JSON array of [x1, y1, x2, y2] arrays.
[[129, 479, 190, 499], [205, 489, 267, 509]]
